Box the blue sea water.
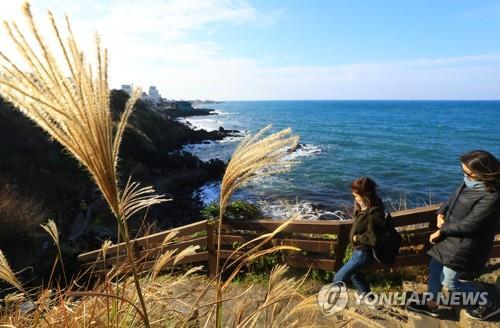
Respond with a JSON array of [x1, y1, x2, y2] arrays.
[[181, 101, 500, 217]]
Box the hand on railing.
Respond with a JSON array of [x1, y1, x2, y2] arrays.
[[429, 230, 441, 244], [436, 214, 445, 229]]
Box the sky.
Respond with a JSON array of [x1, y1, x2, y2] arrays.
[[1, 0, 500, 100]]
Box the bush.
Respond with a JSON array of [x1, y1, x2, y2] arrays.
[[201, 200, 262, 220], [0, 184, 47, 248]]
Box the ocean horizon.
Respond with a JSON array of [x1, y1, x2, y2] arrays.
[[181, 100, 500, 219], [217, 99, 500, 102]]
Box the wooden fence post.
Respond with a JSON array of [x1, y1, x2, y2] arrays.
[[207, 220, 217, 278], [334, 223, 351, 271]]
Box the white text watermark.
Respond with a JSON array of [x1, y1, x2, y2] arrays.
[[317, 282, 489, 316]]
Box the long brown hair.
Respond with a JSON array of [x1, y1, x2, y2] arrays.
[[460, 150, 500, 192], [351, 177, 384, 213]]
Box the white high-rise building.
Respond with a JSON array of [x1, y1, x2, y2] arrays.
[[148, 86, 161, 105], [121, 84, 163, 107], [121, 84, 133, 95]]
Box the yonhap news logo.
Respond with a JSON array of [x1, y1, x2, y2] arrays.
[[316, 281, 490, 316], [317, 281, 348, 316]]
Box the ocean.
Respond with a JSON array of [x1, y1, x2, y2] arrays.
[[179, 100, 500, 219]]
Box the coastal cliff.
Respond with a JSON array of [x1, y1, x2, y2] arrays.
[[0, 90, 236, 281]]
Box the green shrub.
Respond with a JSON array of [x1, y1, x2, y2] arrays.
[[310, 269, 335, 283], [201, 200, 262, 220]]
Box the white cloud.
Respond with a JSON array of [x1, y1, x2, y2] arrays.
[[1, 1, 499, 100], [0, 0, 285, 93]]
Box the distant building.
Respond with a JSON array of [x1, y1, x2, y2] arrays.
[[147, 86, 161, 105], [121, 84, 133, 95], [120, 83, 165, 108]]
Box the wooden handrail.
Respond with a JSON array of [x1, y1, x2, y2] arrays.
[[77, 219, 208, 263], [77, 203, 500, 277]]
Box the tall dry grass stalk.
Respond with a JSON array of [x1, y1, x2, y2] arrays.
[[0, 3, 168, 326], [215, 125, 299, 327], [0, 249, 24, 292], [101, 239, 113, 263], [235, 264, 307, 327], [41, 219, 67, 285]]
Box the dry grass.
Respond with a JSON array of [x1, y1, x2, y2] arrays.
[[215, 125, 299, 326], [41, 219, 67, 285], [0, 267, 341, 327], [0, 250, 24, 293], [0, 258, 407, 327], [0, 220, 330, 327], [0, 3, 168, 326]]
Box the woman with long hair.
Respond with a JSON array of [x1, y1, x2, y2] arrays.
[[408, 150, 500, 320], [333, 177, 386, 297]]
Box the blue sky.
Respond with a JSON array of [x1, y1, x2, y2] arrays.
[[1, 0, 500, 100], [217, 1, 500, 65]]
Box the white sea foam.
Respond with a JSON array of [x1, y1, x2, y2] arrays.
[[257, 199, 349, 221], [181, 135, 243, 161], [213, 110, 236, 115], [182, 141, 215, 153], [176, 116, 223, 131], [283, 143, 322, 161], [193, 182, 220, 205], [190, 141, 326, 219], [193, 181, 349, 221], [219, 136, 244, 143]]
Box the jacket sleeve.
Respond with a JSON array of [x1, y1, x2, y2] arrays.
[[349, 222, 356, 245], [437, 196, 451, 215], [437, 185, 462, 215], [356, 208, 384, 247], [440, 194, 499, 237]]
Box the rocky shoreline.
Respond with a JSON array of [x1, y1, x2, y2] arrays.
[[161, 107, 217, 118], [0, 90, 239, 283]]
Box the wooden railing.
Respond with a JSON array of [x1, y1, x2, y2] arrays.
[[78, 204, 500, 277]]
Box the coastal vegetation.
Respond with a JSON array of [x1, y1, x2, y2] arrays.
[[201, 200, 262, 221]]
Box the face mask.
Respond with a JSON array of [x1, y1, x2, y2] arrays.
[[464, 174, 486, 190]]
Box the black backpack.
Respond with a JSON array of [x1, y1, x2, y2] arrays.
[[372, 213, 402, 265]]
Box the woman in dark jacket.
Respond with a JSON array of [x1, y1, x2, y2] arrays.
[[408, 150, 500, 320], [333, 177, 386, 296]]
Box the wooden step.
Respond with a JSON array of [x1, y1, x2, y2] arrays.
[[407, 313, 440, 328]]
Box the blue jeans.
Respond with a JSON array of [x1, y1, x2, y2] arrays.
[[428, 258, 491, 305], [333, 248, 372, 294]]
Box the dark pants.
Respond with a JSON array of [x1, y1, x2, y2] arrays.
[[333, 248, 372, 294]]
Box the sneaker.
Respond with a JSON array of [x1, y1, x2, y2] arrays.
[[361, 294, 381, 311], [464, 303, 500, 321], [407, 303, 439, 317]]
